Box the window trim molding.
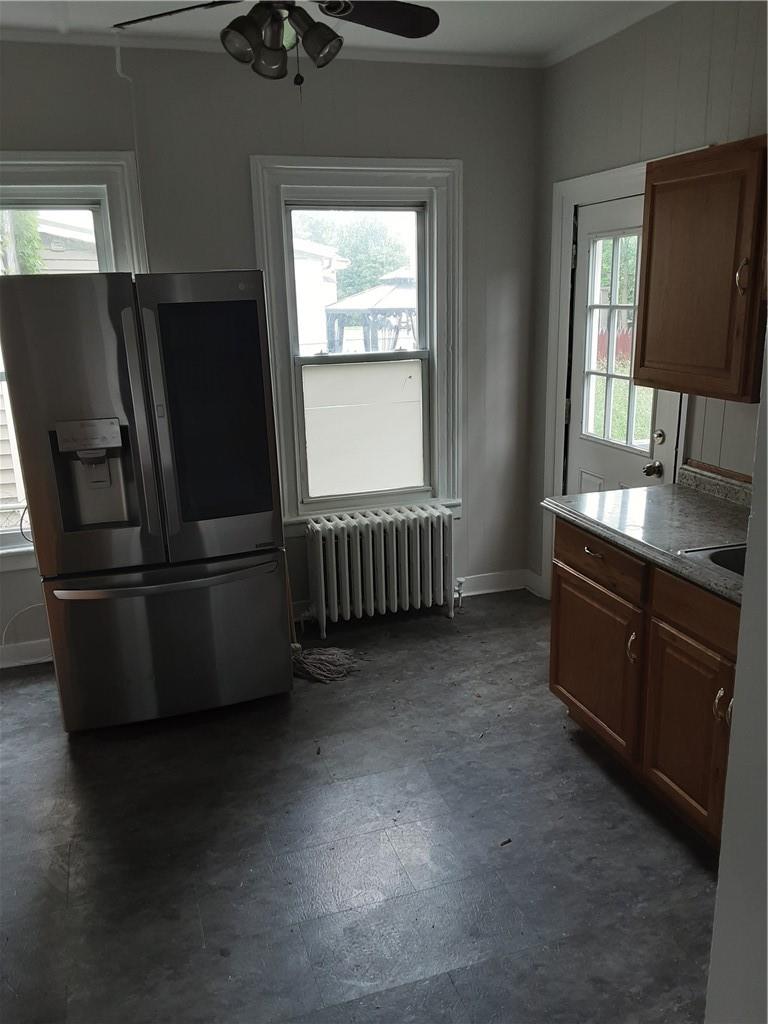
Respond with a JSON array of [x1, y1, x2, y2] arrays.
[[0, 151, 149, 273], [250, 155, 463, 522]]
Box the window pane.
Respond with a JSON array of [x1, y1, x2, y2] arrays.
[[0, 208, 98, 275], [632, 385, 654, 451], [0, 378, 24, 531], [616, 234, 639, 305], [612, 308, 635, 376], [586, 307, 609, 371], [609, 378, 630, 443], [302, 359, 424, 497], [290, 209, 420, 356], [590, 237, 613, 304], [583, 374, 607, 439]]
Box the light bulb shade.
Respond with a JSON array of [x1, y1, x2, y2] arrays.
[[252, 45, 288, 78], [302, 22, 343, 67], [220, 5, 272, 63], [252, 16, 288, 79]]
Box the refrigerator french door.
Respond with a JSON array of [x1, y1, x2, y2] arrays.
[[0, 273, 165, 577], [135, 272, 283, 563], [0, 270, 292, 732]]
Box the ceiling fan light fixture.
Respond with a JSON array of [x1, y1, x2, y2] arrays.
[[220, 4, 272, 63], [251, 13, 289, 79], [288, 6, 344, 68]]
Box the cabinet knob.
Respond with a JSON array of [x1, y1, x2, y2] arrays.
[[735, 258, 749, 296], [583, 545, 603, 559], [712, 687, 726, 721]]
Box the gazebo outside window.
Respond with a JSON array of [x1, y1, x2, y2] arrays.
[[324, 265, 418, 353]]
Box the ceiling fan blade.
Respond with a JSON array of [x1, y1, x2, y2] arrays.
[[113, 1, 240, 31], [317, 1, 439, 39]]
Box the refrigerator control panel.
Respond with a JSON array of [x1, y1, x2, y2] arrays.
[[55, 418, 122, 452]]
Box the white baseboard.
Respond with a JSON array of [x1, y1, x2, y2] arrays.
[[524, 571, 550, 599], [462, 570, 549, 599], [0, 638, 52, 670]]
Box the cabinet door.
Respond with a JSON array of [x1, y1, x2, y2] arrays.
[[643, 618, 733, 838], [634, 136, 766, 402], [550, 563, 643, 761]]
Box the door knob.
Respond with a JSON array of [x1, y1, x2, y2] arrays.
[[642, 461, 664, 478]]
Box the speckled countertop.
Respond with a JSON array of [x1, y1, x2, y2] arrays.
[[542, 485, 750, 603]]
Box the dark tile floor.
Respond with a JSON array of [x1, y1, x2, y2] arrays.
[[0, 593, 717, 1024]]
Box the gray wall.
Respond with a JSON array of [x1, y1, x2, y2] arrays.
[[528, 0, 767, 573], [0, 41, 542, 630], [705, 354, 767, 1024]]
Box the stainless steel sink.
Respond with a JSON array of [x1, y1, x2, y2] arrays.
[[680, 543, 747, 577]]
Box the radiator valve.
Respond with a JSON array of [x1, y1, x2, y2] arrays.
[[454, 577, 465, 610]]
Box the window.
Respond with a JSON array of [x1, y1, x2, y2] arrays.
[[0, 153, 147, 548], [288, 207, 427, 498], [252, 157, 462, 521], [582, 231, 654, 452]]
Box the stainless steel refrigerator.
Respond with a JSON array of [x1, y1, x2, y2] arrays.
[[0, 271, 292, 731]]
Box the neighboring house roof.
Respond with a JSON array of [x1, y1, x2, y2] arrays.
[[293, 237, 350, 270], [326, 266, 416, 313]]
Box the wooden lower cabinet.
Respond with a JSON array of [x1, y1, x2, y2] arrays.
[[550, 562, 643, 761], [549, 520, 738, 842], [643, 618, 734, 839]]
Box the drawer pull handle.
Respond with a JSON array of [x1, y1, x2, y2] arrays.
[[712, 687, 726, 722], [583, 545, 603, 559], [735, 257, 749, 296], [626, 630, 638, 663], [725, 697, 734, 728]]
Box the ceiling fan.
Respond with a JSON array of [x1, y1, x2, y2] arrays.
[[113, 1, 440, 80]]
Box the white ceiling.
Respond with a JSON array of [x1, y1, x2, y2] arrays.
[[0, 1, 670, 67]]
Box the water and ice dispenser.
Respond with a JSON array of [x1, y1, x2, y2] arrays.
[[53, 417, 133, 528]]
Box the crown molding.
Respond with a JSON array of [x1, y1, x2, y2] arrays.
[[0, 2, 673, 71]]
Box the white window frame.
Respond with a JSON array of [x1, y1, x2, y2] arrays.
[[251, 156, 462, 526], [0, 151, 148, 552]]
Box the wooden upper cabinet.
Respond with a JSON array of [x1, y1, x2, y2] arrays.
[[634, 135, 767, 402]]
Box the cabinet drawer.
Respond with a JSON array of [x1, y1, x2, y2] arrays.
[[651, 568, 740, 660], [554, 519, 646, 605]]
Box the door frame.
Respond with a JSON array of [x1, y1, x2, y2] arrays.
[[540, 160, 690, 597]]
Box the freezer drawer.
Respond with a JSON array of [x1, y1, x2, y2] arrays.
[[44, 551, 292, 732]]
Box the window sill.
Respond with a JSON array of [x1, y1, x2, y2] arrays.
[[0, 544, 37, 572], [283, 498, 462, 539]]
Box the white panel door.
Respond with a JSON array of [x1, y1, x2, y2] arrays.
[[566, 196, 681, 494]]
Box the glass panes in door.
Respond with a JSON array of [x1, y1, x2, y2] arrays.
[[582, 230, 653, 453]]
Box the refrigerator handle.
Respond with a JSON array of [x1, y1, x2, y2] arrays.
[[121, 307, 163, 540], [52, 560, 278, 601], [140, 306, 181, 538]]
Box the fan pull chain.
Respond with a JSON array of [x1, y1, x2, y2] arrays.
[[294, 45, 304, 98]]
